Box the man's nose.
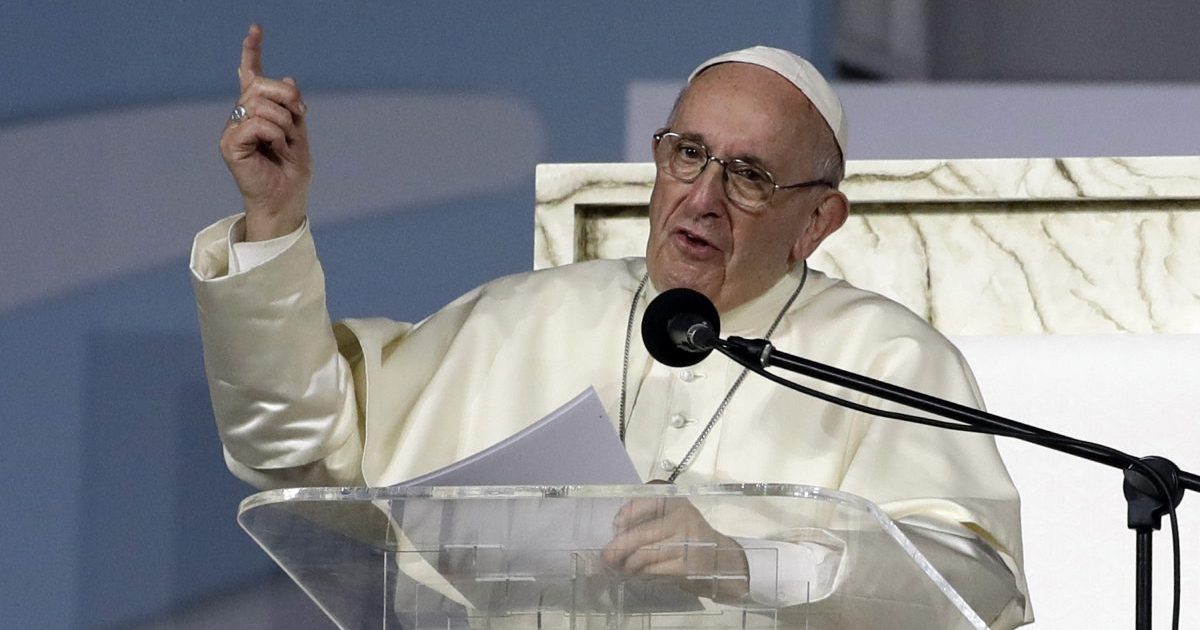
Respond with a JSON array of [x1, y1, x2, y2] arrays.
[[687, 160, 729, 214]]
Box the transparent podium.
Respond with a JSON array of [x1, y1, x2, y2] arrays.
[[239, 483, 987, 629]]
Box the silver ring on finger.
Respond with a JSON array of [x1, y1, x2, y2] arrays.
[[229, 104, 249, 124]]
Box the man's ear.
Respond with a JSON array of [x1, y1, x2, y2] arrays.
[[791, 190, 849, 262]]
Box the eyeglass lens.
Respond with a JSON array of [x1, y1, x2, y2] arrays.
[[655, 134, 775, 208]]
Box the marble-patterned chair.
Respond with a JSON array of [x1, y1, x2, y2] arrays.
[[535, 157, 1200, 628]]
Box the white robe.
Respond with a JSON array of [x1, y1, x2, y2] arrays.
[[191, 215, 1031, 627]]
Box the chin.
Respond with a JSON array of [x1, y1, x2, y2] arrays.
[[648, 252, 722, 299], [664, 272, 721, 304]]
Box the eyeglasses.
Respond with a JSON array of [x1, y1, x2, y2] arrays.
[[652, 130, 834, 210]]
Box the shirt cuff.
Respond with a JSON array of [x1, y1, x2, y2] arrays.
[[734, 537, 842, 607], [226, 217, 307, 274]]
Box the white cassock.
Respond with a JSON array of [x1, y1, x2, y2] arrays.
[[191, 215, 1032, 628]]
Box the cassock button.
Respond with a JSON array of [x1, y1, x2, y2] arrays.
[[660, 458, 676, 472], [670, 414, 688, 429], [679, 369, 696, 383]]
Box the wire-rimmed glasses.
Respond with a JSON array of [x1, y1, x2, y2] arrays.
[[653, 130, 834, 210]]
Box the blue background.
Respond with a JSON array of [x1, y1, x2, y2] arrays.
[[0, 2, 834, 627]]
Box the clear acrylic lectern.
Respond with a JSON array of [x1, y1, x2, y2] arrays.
[[239, 483, 986, 629]]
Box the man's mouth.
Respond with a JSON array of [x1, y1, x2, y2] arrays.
[[673, 228, 721, 257]]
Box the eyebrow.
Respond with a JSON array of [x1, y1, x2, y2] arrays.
[[673, 130, 770, 169]]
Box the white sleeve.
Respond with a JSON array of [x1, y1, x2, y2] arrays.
[[733, 536, 843, 606], [191, 214, 364, 488], [224, 216, 307, 274]]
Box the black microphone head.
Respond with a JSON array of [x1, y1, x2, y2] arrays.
[[641, 287, 721, 367]]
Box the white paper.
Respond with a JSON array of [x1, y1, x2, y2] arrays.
[[393, 386, 641, 488], [386, 388, 702, 617], [389, 386, 641, 557]]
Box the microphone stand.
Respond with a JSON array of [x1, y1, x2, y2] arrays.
[[715, 335, 1198, 630]]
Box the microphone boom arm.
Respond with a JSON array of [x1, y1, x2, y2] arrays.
[[718, 334, 1196, 630], [720, 335, 1200, 493]]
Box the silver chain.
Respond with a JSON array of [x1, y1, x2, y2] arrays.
[[618, 272, 650, 443], [619, 263, 809, 482]]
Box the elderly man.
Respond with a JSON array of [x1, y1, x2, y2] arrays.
[[193, 25, 1031, 628]]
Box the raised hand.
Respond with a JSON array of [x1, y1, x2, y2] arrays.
[[602, 497, 751, 602], [219, 24, 312, 241]]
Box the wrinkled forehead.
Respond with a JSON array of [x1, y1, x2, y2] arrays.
[[673, 64, 828, 164], [686, 62, 814, 116], [688, 46, 847, 156]]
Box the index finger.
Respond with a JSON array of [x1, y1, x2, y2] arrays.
[[614, 498, 669, 529], [239, 24, 264, 91]]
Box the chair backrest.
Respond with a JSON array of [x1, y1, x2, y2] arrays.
[[536, 156, 1200, 335]]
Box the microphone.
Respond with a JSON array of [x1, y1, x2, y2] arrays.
[[641, 288, 721, 367]]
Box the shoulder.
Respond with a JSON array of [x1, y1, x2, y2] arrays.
[[470, 258, 646, 304], [794, 267, 973, 383], [802, 268, 946, 343], [422, 258, 646, 328]]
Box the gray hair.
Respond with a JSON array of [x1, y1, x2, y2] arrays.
[[812, 133, 845, 188]]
